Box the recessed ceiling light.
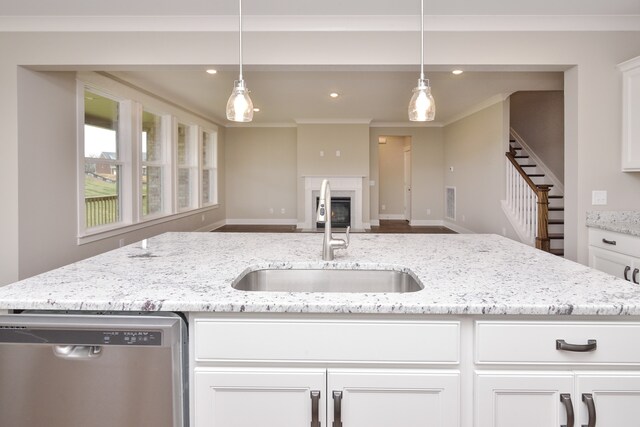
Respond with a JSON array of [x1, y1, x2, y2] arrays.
[[206, 69, 217, 75], [452, 69, 463, 75], [329, 92, 339, 98], [253, 108, 260, 112]]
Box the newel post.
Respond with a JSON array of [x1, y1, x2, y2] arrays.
[[536, 185, 551, 252]]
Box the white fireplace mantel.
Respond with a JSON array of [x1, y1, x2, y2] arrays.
[[300, 176, 365, 231]]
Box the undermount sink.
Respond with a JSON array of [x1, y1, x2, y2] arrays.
[[232, 268, 423, 293]]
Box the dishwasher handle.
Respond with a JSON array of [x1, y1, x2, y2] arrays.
[[53, 345, 103, 360]]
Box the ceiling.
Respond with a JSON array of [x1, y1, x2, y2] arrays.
[[3, 0, 639, 16], [110, 68, 563, 126]]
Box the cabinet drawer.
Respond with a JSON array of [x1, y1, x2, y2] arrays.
[[589, 228, 640, 258], [476, 321, 640, 365], [195, 318, 460, 364]]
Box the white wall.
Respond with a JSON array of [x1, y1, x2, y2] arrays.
[[443, 100, 520, 238], [510, 91, 564, 181], [225, 127, 297, 222], [1, 30, 640, 284], [15, 68, 226, 280]]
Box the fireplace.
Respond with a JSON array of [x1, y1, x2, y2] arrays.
[[316, 197, 351, 229]]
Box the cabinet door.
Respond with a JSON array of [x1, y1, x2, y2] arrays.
[[589, 246, 635, 281], [476, 372, 574, 427], [328, 369, 459, 427], [576, 372, 640, 426], [194, 368, 326, 427]]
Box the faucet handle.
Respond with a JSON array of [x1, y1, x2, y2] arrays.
[[344, 226, 350, 248]]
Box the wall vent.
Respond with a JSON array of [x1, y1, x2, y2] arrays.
[[445, 186, 456, 220]]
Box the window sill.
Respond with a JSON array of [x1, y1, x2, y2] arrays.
[[77, 204, 220, 245]]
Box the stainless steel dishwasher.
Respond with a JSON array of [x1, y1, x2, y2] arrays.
[[0, 312, 187, 427]]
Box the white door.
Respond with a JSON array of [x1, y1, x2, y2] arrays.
[[476, 371, 574, 427], [589, 247, 636, 281], [194, 368, 326, 427], [328, 369, 459, 427], [576, 372, 640, 426], [404, 148, 412, 221]]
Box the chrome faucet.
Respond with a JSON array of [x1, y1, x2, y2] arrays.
[[316, 179, 350, 261]]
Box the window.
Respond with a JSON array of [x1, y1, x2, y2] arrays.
[[141, 110, 167, 217], [202, 129, 218, 206], [83, 90, 122, 229], [78, 76, 219, 241], [177, 123, 197, 211]]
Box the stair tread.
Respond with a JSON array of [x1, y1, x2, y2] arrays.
[[549, 219, 564, 224], [549, 195, 564, 199], [550, 249, 564, 256], [549, 207, 564, 211], [527, 174, 545, 177], [521, 164, 537, 168], [514, 155, 529, 159], [549, 233, 564, 239]]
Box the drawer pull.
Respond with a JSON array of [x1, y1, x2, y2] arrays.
[[332, 391, 343, 427], [634, 268, 639, 285], [556, 339, 597, 352], [560, 393, 574, 427], [311, 390, 321, 427], [602, 238, 617, 245], [625, 266, 631, 281], [582, 393, 596, 427]]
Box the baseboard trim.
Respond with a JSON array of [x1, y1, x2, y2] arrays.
[[409, 220, 445, 226], [226, 218, 298, 225], [370, 219, 380, 226], [442, 220, 476, 234], [196, 219, 226, 232], [379, 214, 406, 220]]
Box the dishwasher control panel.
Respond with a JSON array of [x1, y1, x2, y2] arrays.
[[0, 328, 163, 346]]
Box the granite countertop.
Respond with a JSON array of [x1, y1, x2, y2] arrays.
[[586, 211, 640, 237], [0, 232, 637, 315]]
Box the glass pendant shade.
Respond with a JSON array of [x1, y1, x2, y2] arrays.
[[408, 79, 435, 121], [226, 80, 254, 122]]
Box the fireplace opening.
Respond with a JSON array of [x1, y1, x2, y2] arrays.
[[316, 197, 351, 229]]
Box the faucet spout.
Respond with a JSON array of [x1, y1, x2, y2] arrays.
[[316, 179, 350, 261]]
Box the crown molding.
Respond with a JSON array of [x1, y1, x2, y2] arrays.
[[1, 15, 639, 32], [295, 118, 372, 125], [371, 121, 444, 128], [225, 122, 297, 128]]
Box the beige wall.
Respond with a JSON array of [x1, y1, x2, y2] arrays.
[[370, 127, 445, 224], [443, 101, 520, 239], [225, 127, 297, 221], [378, 136, 407, 217], [510, 91, 564, 181], [296, 123, 370, 225], [15, 68, 226, 280]]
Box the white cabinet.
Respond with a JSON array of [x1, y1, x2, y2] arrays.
[[576, 373, 640, 426], [588, 228, 640, 284], [618, 56, 640, 171], [476, 372, 574, 427], [193, 367, 459, 427]]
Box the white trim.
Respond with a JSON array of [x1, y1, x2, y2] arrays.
[[225, 218, 298, 225], [370, 219, 380, 226], [370, 121, 444, 128], [442, 220, 475, 234], [618, 56, 640, 72], [1, 15, 639, 32], [295, 118, 372, 125], [409, 220, 445, 226], [379, 214, 406, 220], [510, 127, 564, 194], [196, 219, 226, 232], [303, 176, 364, 230], [443, 93, 512, 126], [78, 205, 220, 245], [362, 222, 371, 230], [500, 200, 535, 246], [226, 122, 297, 128]]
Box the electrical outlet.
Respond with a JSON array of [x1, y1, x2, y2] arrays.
[[449, 166, 454, 172], [427, 209, 431, 215], [336, 150, 341, 157], [269, 208, 274, 214], [381, 204, 386, 211], [462, 214, 466, 222], [281, 208, 286, 214], [592, 190, 607, 205], [320, 150, 324, 157], [201, 214, 205, 222]]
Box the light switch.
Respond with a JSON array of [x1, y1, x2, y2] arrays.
[[320, 150, 324, 157], [369, 180, 375, 186], [592, 190, 607, 205], [336, 150, 341, 157]]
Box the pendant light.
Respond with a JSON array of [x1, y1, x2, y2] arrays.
[[226, 0, 254, 122], [408, 0, 435, 122]]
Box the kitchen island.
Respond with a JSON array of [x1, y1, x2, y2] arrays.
[[1, 232, 640, 427]]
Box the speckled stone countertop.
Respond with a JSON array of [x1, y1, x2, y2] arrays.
[[0, 232, 637, 315], [587, 211, 640, 237]]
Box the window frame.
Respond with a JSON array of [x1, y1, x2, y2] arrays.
[[175, 120, 200, 212], [201, 128, 219, 207]]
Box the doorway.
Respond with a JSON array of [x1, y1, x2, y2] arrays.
[[378, 136, 412, 221]]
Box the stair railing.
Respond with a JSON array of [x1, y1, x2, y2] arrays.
[[505, 146, 551, 252]]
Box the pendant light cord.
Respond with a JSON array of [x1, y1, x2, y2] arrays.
[[239, 0, 243, 81], [420, 0, 424, 81]]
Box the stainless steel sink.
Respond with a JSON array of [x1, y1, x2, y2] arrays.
[[232, 269, 423, 293]]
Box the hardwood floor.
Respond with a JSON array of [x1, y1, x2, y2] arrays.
[[214, 220, 455, 234]]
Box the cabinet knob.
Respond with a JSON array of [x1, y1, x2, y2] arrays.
[[634, 268, 639, 285], [582, 393, 596, 427], [560, 393, 575, 427], [556, 339, 597, 352], [625, 266, 631, 281]]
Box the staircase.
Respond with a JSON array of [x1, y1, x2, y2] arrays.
[[503, 130, 565, 256]]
